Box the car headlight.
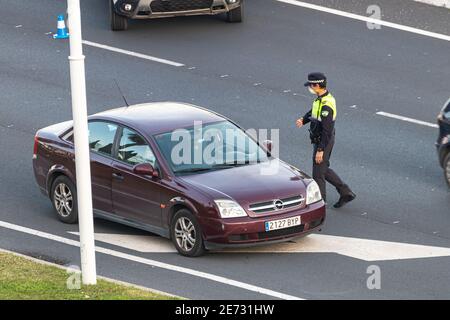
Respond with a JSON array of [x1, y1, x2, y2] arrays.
[[214, 200, 247, 218], [306, 181, 322, 205]]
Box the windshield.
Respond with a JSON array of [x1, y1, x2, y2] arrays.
[[154, 121, 269, 175]]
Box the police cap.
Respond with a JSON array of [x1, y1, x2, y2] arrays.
[[304, 72, 327, 87]]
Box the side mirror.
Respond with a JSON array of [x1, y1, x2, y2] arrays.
[[133, 163, 159, 178], [262, 140, 273, 153]]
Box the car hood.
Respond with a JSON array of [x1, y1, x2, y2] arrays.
[[179, 159, 311, 214]]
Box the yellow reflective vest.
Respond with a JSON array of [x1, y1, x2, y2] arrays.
[[311, 92, 337, 121]]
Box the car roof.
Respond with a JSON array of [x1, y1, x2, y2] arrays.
[[90, 102, 226, 136]]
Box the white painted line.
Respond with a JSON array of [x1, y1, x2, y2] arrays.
[[0, 220, 302, 300], [276, 0, 450, 42], [224, 234, 450, 261], [69, 231, 450, 262], [376, 111, 439, 128], [82, 40, 185, 67], [415, 0, 450, 9], [69, 231, 176, 253]]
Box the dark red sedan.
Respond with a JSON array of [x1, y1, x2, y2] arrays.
[[33, 102, 326, 256]]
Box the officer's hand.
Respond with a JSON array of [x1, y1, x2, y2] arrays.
[[296, 118, 304, 128], [315, 151, 324, 164]]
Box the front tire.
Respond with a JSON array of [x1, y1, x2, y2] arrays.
[[444, 153, 450, 188], [51, 176, 78, 224], [171, 209, 205, 257], [226, 4, 243, 23], [110, 0, 128, 31]]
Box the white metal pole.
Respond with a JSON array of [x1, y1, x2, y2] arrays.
[[67, 0, 97, 285]]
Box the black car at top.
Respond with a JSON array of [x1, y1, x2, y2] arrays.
[[437, 98, 450, 187], [110, 0, 243, 31]]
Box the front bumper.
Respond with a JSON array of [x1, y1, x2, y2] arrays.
[[201, 201, 326, 247], [114, 0, 241, 19]]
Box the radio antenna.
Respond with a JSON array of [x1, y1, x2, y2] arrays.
[[114, 78, 130, 107]]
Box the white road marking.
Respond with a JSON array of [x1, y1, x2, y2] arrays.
[[376, 111, 439, 128], [82, 40, 185, 67], [0, 221, 302, 300], [224, 234, 450, 261], [71, 231, 450, 262], [69, 232, 176, 253], [415, 0, 450, 9], [276, 0, 450, 42]]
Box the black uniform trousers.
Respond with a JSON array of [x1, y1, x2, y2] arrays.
[[312, 136, 351, 202]]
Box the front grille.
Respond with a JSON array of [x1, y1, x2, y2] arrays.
[[150, 0, 214, 13], [249, 195, 304, 214], [229, 234, 250, 242], [258, 225, 305, 240]]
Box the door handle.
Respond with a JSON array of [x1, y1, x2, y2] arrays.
[[112, 173, 124, 181]]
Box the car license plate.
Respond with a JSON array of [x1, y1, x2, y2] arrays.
[[265, 216, 301, 232]]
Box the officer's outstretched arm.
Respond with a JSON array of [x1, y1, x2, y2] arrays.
[[302, 110, 312, 125]]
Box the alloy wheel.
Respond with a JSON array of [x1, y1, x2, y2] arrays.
[[446, 159, 450, 185], [174, 217, 196, 252], [53, 183, 73, 218]]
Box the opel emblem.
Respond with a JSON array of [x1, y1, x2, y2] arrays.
[[274, 199, 284, 210]]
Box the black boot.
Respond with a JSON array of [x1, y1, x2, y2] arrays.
[[333, 192, 356, 209]]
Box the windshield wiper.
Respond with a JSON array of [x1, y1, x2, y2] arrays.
[[175, 161, 257, 174], [174, 167, 213, 174], [214, 160, 253, 167], [175, 163, 245, 174]]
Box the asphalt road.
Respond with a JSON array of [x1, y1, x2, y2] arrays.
[[0, 0, 449, 299]]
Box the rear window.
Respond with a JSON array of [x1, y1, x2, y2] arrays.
[[88, 122, 118, 156], [61, 122, 119, 156], [63, 132, 74, 143]]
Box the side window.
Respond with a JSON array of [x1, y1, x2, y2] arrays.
[[62, 131, 74, 143], [117, 128, 156, 166], [88, 122, 118, 156]]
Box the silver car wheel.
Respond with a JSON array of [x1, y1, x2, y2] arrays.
[[446, 159, 450, 185], [53, 183, 73, 218], [174, 217, 196, 252]]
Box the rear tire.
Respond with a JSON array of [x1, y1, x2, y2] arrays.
[[170, 209, 205, 257], [110, 0, 128, 31], [444, 153, 450, 188], [226, 4, 243, 23], [51, 176, 78, 224]]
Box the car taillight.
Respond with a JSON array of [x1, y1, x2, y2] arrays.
[[33, 135, 39, 159]]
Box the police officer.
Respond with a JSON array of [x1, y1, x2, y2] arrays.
[[296, 72, 356, 208]]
